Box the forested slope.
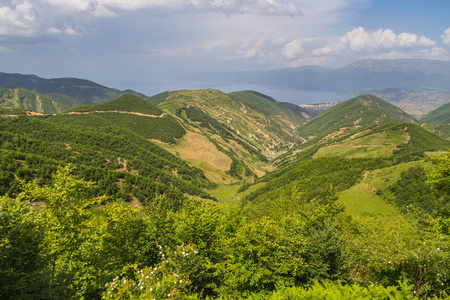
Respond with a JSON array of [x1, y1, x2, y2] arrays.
[[0, 86, 80, 114], [0, 116, 214, 203]]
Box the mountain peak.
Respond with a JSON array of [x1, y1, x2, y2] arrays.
[[297, 94, 416, 138]]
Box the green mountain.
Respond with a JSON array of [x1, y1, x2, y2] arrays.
[[51, 94, 185, 144], [66, 94, 162, 115], [0, 86, 81, 114], [149, 89, 307, 152], [418, 102, 450, 140], [146, 89, 308, 183], [297, 94, 416, 138], [420, 102, 450, 124], [0, 72, 146, 104]]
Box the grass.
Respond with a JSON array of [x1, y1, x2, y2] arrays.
[[208, 184, 242, 205], [314, 131, 409, 159], [158, 131, 235, 184], [338, 161, 430, 220]]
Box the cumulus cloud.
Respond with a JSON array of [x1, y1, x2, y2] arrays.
[[281, 40, 304, 59], [0, 1, 37, 37], [442, 28, 450, 45], [0, 0, 301, 42], [313, 27, 436, 55]]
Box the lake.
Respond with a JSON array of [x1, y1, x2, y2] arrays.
[[130, 79, 353, 105]]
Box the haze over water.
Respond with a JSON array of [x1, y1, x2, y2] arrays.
[[137, 79, 352, 105]]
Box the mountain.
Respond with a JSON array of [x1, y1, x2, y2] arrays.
[[145, 89, 308, 183], [297, 94, 416, 138], [149, 89, 307, 149], [50, 94, 185, 144], [0, 86, 81, 114], [213, 59, 450, 92], [420, 102, 450, 124], [0, 72, 146, 104], [419, 102, 450, 140]]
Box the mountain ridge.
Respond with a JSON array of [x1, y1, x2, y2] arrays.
[[0, 72, 146, 104], [297, 94, 416, 138]]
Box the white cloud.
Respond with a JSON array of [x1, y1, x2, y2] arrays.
[[97, 0, 301, 16], [46, 27, 62, 34], [64, 27, 81, 36], [420, 46, 448, 58], [281, 40, 304, 59], [0, 46, 13, 53], [442, 28, 450, 45], [0, 1, 37, 37], [313, 27, 436, 55]]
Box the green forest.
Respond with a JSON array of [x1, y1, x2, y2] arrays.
[[1, 91, 450, 299]]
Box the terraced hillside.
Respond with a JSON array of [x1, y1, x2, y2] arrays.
[[146, 89, 308, 183], [148, 89, 307, 154]]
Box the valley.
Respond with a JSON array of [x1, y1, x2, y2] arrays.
[[1, 69, 450, 299]]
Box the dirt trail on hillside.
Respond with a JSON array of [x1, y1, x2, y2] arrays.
[[66, 111, 164, 118]]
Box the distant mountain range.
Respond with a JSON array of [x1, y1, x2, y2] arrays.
[[212, 59, 450, 92], [2, 58, 450, 116], [0, 72, 146, 104]]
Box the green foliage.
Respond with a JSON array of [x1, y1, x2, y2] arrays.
[[103, 245, 199, 300], [0, 116, 214, 203], [50, 112, 186, 144], [66, 94, 162, 115], [0, 194, 49, 299], [241, 281, 414, 300], [243, 157, 390, 206], [387, 166, 450, 215], [353, 217, 450, 298], [429, 152, 450, 194]]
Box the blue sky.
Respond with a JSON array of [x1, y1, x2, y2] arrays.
[[0, 0, 449, 95]]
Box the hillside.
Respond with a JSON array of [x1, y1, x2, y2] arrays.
[[50, 94, 185, 144], [241, 122, 450, 209], [145, 89, 308, 183], [297, 94, 416, 138], [420, 102, 450, 124], [0, 72, 146, 104], [0, 86, 81, 114], [0, 116, 214, 204], [66, 94, 162, 115], [2, 88, 450, 299], [149, 89, 306, 152]]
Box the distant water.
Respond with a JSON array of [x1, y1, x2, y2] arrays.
[[133, 79, 353, 105]]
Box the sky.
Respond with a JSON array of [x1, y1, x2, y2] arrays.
[[0, 0, 450, 96]]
